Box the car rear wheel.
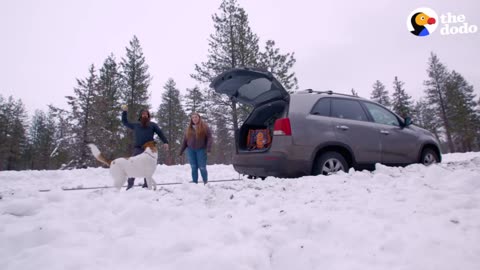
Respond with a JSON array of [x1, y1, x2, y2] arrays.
[[421, 148, 439, 166], [313, 151, 349, 176]]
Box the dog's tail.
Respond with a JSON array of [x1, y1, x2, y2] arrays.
[[87, 144, 112, 167]]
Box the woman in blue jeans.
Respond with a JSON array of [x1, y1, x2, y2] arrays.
[[180, 113, 213, 184]]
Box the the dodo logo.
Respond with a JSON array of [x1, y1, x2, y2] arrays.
[[407, 7, 438, 36], [408, 8, 478, 37]]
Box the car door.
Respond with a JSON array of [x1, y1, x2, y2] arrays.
[[304, 97, 336, 146], [330, 98, 382, 164], [210, 68, 289, 107], [362, 102, 419, 164]]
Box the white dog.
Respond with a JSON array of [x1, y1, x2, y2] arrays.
[[88, 141, 158, 190]]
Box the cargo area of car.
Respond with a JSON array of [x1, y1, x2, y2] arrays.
[[238, 100, 288, 153]]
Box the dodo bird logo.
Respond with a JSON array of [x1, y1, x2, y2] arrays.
[[407, 8, 439, 36]]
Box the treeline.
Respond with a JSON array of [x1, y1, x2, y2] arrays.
[[0, 0, 298, 170], [370, 53, 480, 153]]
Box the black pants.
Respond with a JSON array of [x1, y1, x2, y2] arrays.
[[126, 147, 148, 190]]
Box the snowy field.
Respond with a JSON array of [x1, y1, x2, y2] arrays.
[[1, 152, 480, 270]]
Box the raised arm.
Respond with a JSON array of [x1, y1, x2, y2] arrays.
[[121, 107, 134, 129]]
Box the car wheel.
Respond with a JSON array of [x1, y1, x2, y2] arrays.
[[420, 148, 439, 166], [313, 151, 349, 176]]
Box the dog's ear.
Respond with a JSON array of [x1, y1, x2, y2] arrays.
[[143, 140, 157, 150]]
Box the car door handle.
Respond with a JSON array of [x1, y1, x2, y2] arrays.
[[336, 125, 349, 130], [380, 130, 390, 135]]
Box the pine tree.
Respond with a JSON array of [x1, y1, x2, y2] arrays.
[[192, 0, 260, 156], [11, 100, 29, 170], [445, 71, 479, 152], [0, 96, 28, 170], [0, 95, 7, 169], [258, 40, 298, 91], [48, 105, 75, 169], [391, 76, 413, 118], [477, 97, 480, 149], [211, 106, 233, 164], [370, 80, 391, 107], [424, 52, 455, 152], [413, 99, 441, 140], [92, 54, 122, 159], [65, 64, 98, 168], [120, 36, 152, 152], [28, 110, 56, 169], [155, 79, 187, 165], [184, 86, 208, 118]]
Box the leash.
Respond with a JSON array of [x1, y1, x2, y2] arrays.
[[37, 177, 244, 192]]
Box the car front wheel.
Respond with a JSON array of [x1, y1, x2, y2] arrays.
[[420, 148, 439, 166], [313, 151, 349, 176]]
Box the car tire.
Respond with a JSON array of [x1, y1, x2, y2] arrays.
[[313, 151, 349, 176], [420, 148, 439, 166]]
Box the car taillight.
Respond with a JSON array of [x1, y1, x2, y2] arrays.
[[273, 118, 292, 136]]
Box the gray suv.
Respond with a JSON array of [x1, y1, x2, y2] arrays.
[[211, 68, 441, 178]]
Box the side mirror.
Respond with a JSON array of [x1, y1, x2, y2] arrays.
[[404, 117, 412, 127]]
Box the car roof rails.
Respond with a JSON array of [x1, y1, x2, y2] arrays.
[[297, 89, 329, 94], [298, 89, 361, 98]]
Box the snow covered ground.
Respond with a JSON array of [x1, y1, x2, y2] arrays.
[[1, 152, 480, 270]]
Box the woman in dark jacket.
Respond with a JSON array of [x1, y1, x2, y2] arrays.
[[180, 112, 212, 184]]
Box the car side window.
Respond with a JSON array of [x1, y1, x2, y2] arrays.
[[311, 98, 330, 116], [363, 102, 400, 126], [331, 99, 368, 121]]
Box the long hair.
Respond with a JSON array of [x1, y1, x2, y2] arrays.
[[186, 112, 208, 140]]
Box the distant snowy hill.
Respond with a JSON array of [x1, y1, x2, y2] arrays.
[[1, 153, 479, 270]]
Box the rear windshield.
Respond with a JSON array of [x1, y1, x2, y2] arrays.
[[237, 78, 285, 105]]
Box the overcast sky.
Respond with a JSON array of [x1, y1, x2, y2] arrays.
[[1, 0, 479, 116]]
